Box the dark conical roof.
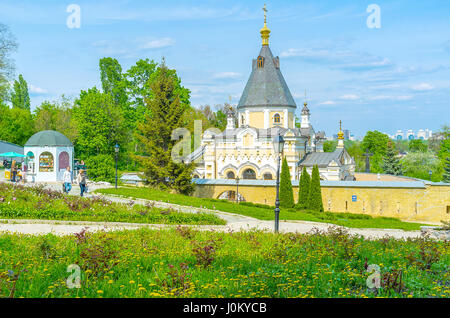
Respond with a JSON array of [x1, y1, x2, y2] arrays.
[[237, 46, 296, 109], [25, 130, 73, 147]]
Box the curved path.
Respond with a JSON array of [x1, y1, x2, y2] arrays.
[[0, 181, 426, 239]]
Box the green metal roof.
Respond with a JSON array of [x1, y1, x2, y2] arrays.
[[237, 45, 297, 109], [25, 130, 73, 147]]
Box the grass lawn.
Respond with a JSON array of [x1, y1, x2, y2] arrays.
[[1, 227, 448, 298], [0, 183, 224, 225], [95, 187, 428, 231]]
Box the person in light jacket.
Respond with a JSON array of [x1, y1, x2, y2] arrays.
[[76, 169, 87, 197], [62, 166, 72, 194]]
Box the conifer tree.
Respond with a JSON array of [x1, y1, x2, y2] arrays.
[[11, 74, 30, 110], [443, 157, 450, 183], [279, 157, 294, 208], [382, 141, 402, 175], [135, 61, 194, 194], [307, 165, 324, 212], [297, 166, 310, 208]]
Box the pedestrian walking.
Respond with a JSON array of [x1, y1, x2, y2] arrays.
[[76, 169, 87, 197], [63, 166, 72, 194]]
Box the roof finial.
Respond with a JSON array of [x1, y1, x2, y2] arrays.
[[260, 4, 271, 46], [338, 120, 344, 140]]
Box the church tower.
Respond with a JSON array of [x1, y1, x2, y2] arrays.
[[236, 4, 297, 130], [300, 101, 310, 129]]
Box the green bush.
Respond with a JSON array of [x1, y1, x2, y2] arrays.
[[298, 166, 310, 208], [85, 154, 117, 183], [307, 165, 324, 212], [279, 157, 294, 208]]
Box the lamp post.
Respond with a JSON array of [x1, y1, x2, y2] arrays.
[[235, 176, 240, 203], [114, 143, 119, 189], [428, 170, 432, 181], [272, 134, 285, 233]]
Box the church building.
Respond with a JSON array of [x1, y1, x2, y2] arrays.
[[187, 7, 355, 182]]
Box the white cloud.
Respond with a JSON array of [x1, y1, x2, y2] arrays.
[[138, 38, 174, 50], [213, 72, 242, 79], [29, 84, 47, 94], [92, 37, 175, 58], [412, 83, 434, 91], [340, 94, 359, 100], [369, 95, 413, 101], [318, 100, 336, 105], [279, 46, 392, 72]]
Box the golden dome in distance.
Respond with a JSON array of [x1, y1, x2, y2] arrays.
[[338, 120, 344, 140]]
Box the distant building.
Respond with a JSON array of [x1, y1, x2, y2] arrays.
[[391, 129, 432, 141], [406, 129, 415, 140], [394, 130, 404, 140]]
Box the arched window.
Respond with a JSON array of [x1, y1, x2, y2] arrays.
[[243, 168, 256, 180], [26, 151, 35, 159], [39, 152, 54, 172], [263, 173, 273, 180], [241, 115, 245, 126], [193, 174, 200, 179], [226, 171, 235, 179], [59, 151, 70, 171], [257, 56, 264, 68], [273, 113, 281, 124]]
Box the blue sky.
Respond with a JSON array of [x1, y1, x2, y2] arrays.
[[1, 0, 449, 138]]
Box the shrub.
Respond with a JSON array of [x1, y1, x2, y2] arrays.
[[297, 166, 310, 208], [307, 165, 324, 212], [84, 154, 117, 183], [158, 263, 191, 295], [279, 157, 294, 208]]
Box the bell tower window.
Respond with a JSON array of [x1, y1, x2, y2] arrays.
[[273, 113, 281, 124], [257, 56, 264, 68]]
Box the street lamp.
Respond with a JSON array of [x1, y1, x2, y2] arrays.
[[114, 143, 120, 189], [235, 176, 240, 204], [429, 170, 432, 181], [272, 134, 285, 233]]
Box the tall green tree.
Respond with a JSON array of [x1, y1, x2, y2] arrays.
[[382, 141, 402, 175], [362, 130, 390, 173], [135, 61, 194, 194], [409, 139, 427, 153], [73, 87, 125, 159], [99, 57, 128, 107], [279, 157, 294, 208], [33, 96, 77, 142], [0, 23, 17, 101], [125, 58, 158, 115], [0, 102, 34, 145], [443, 157, 450, 183], [307, 165, 324, 212], [323, 140, 337, 152], [400, 151, 443, 181], [297, 166, 310, 208], [11, 74, 30, 110]]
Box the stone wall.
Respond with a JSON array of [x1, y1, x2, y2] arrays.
[[193, 179, 450, 224]]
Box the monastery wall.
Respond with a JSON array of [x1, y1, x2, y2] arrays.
[[193, 179, 450, 224]]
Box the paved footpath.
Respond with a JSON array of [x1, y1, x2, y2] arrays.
[[0, 181, 427, 240]]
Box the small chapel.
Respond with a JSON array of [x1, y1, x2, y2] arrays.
[[187, 6, 355, 182]]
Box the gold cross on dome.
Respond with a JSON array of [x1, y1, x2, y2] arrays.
[[263, 4, 267, 23], [339, 120, 342, 131]]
